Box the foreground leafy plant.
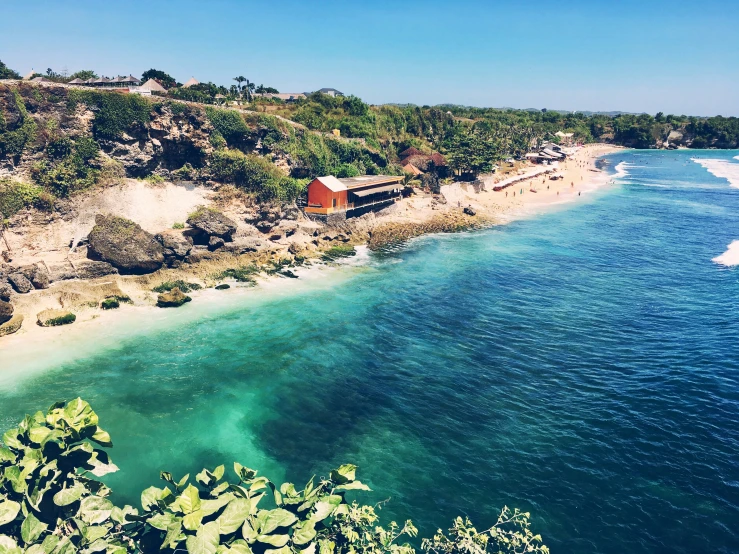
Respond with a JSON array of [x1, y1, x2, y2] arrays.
[[0, 400, 548, 554]]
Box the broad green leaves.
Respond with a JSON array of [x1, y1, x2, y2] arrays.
[[20, 513, 46, 544], [186, 521, 220, 554], [0, 398, 549, 554], [0, 501, 20, 526]]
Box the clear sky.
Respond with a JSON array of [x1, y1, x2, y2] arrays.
[[3, 0, 738, 116]]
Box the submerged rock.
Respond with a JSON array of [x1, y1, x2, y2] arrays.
[[87, 214, 165, 274], [37, 309, 76, 327], [8, 273, 32, 294], [0, 314, 23, 337], [0, 299, 13, 324], [156, 287, 191, 308]]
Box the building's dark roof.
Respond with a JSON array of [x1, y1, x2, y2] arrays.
[[430, 152, 448, 166], [338, 175, 403, 190], [317, 87, 343, 95], [351, 183, 402, 197], [399, 147, 423, 157]]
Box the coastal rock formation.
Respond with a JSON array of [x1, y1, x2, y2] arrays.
[[186, 209, 237, 242], [463, 206, 477, 216], [0, 299, 13, 324], [0, 280, 11, 301], [37, 309, 76, 327], [155, 231, 193, 265], [28, 264, 50, 289], [8, 273, 33, 294], [75, 261, 119, 280], [0, 314, 23, 337], [208, 236, 225, 251], [87, 215, 165, 274], [156, 287, 191, 308]]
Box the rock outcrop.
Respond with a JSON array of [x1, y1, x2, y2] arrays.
[[74, 261, 119, 280], [87, 214, 165, 274], [0, 280, 11, 301], [186, 208, 237, 242], [0, 299, 13, 324], [156, 287, 191, 308], [37, 309, 76, 327], [8, 273, 33, 294], [155, 231, 193, 266], [0, 314, 23, 337]]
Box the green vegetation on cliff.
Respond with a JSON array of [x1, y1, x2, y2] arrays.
[[0, 398, 549, 554]]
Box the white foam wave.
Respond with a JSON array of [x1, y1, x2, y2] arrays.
[[692, 158, 739, 188], [712, 240, 739, 266], [613, 161, 630, 179], [734, 155, 739, 161]]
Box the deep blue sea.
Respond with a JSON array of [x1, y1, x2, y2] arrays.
[[2, 149, 739, 554]]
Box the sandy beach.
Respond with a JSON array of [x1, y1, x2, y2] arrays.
[[0, 144, 622, 350]]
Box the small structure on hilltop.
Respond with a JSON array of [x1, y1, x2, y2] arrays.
[[254, 92, 306, 103], [138, 78, 167, 93], [23, 70, 36, 80], [182, 77, 199, 88], [314, 87, 344, 97], [555, 131, 575, 146], [305, 175, 404, 219]]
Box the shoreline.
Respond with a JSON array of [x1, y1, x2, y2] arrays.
[[0, 144, 622, 355]]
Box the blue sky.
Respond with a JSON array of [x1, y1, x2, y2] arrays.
[[3, 0, 738, 115]]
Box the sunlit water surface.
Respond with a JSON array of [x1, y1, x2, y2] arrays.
[[2, 149, 739, 554]]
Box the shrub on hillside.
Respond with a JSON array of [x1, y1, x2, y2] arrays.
[[0, 179, 45, 218], [205, 106, 251, 145], [210, 149, 306, 201], [67, 90, 151, 140]]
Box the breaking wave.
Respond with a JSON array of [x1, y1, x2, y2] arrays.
[[613, 161, 630, 179], [692, 158, 739, 188], [712, 240, 739, 266]]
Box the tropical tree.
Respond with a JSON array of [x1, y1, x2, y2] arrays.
[[0, 60, 21, 79], [233, 76, 246, 94], [141, 69, 177, 89], [69, 70, 98, 81]]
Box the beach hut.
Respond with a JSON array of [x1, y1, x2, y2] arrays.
[[305, 175, 403, 216], [67, 78, 86, 85], [182, 77, 199, 88], [139, 78, 167, 93]]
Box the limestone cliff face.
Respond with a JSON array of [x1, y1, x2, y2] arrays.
[[0, 83, 215, 179]]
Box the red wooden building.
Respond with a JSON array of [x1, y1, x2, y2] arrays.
[[305, 175, 403, 216]]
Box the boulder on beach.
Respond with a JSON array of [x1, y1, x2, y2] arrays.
[[156, 287, 191, 308], [87, 214, 165, 274], [37, 309, 76, 327], [208, 236, 225, 251], [0, 280, 11, 301], [0, 299, 13, 324], [186, 208, 237, 241], [463, 206, 477, 216], [28, 264, 50, 289], [0, 314, 23, 337], [155, 231, 193, 261], [215, 283, 230, 290], [74, 261, 119, 280], [8, 273, 33, 294]]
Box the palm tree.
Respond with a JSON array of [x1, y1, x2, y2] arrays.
[[245, 80, 255, 102], [233, 76, 246, 94]]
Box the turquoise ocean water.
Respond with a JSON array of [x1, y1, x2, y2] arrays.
[[2, 149, 739, 553]]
